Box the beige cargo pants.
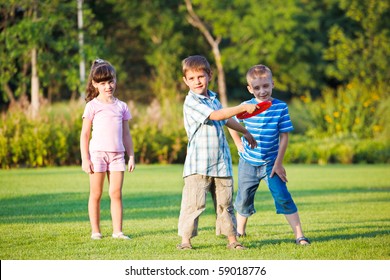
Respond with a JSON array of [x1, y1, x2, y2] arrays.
[[178, 174, 237, 239]]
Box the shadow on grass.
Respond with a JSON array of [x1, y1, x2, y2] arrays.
[[1, 184, 388, 232], [243, 221, 390, 249], [288, 185, 390, 197], [0, 192, 182, 224], [237, 228, 390, 249]]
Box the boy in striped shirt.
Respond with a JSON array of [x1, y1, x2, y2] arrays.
[[229, 65, 310, 245]]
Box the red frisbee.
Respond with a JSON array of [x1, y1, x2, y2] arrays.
[[236, 101, 272, 119]]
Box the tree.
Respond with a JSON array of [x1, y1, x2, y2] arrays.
[[0, 0, 106, 111], [180, 0, 331, 99], [324, 0, 390, 86], [184, 0, 228, 106], [30, 1, 39, 118], [221, 0, 329, 96], [109, 0, 190, 106]]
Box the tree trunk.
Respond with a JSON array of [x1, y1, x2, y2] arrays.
[[2, 83, 16, 106], [31, 47, 40, 119], [184, 0, 228, 107], [212, 44, 227, 107], [30, 1, 40, 118], [78, 0, 86, 100]]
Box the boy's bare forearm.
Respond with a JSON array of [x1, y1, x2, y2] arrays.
[[226, 118, 257, 149], [227, 127, 242, 145], [209, 104, 257, 121], [275, 133, 289, 166], [226, 118, 246, 134]]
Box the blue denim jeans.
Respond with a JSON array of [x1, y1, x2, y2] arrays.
[[234, 158, 298, 217]]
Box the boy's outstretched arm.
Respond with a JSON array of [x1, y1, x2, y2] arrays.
[[226, 118, 257, 149], [209, 103, 257, 121]]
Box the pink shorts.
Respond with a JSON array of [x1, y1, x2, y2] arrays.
[[90, 151, 126, 172]]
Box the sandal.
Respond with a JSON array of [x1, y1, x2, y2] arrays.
[[237, 232, 247, 238], [91, 232, 102, 240], [227, 242, 246, 250], [112, 232, 131, 240], [295, 236, 311, 246], [176, 243, 192, 250]]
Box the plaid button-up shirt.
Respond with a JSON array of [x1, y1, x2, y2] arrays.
[[183, 90, 233, 178]]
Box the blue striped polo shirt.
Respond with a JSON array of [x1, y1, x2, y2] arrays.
[[234, 98, 294, 166], [183, 90, 232, 178]]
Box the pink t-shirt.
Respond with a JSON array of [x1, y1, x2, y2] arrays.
[[82, 98, 131, 152]]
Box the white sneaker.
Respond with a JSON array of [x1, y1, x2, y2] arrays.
[[91, 232, 102, 240], [112, 232, 130, 240]]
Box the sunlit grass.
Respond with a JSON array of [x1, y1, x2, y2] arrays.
[[0, 164, 389, 260]]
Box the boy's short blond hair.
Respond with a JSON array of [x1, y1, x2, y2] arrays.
[[246, 64, 273, 85], [182, 55, 212, 77]]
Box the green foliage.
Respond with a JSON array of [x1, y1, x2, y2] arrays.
[[130, 100, 187, 164], [0, 0, 107, 104], [291, 81, 389, 139], [0, 103, 84, 168], [224, 0, 328, 94], [2, 0, 389, 168], [1, 0, 389, 110], [0, 101, 188, 168], [110, 0, 189, 103], [353, 139, 390, 164], [285, 136, 390, 165], [324, 0, 390, 86], [287, 79, 390, 164], [1, 97, 389, 168]]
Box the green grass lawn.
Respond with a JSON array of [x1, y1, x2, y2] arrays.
[[0, 164, 389, 260]]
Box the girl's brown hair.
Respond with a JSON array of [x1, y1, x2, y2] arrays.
[[85, 59, 116, 102]]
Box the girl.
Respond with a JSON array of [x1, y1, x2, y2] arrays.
[[80, 59, 135, 240]]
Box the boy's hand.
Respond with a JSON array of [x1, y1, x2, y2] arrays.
[[271, 164, 288, 182], [242, 103, 258, 114], [243, 132, 257, 149]]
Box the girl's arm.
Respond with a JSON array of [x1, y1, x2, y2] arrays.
[[122, 121, 135, 172], [270, 132, 289, 182], [80, 118, 94, 174]]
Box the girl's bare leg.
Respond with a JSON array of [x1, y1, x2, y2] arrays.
[[88, 172, 106, 234], [107, 171, 125, 234]]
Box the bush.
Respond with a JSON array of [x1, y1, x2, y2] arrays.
[[230, 133, 390, 165], [0, 102, 84, 168], [1, 99, 389, 168], [291, 81, 389, 140], [353, 139, 390, 164], [286, 135, 390, 164], [129, 99, 187, 164]]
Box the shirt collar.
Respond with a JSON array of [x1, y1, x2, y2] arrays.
[[189, 90, 217, 101]]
